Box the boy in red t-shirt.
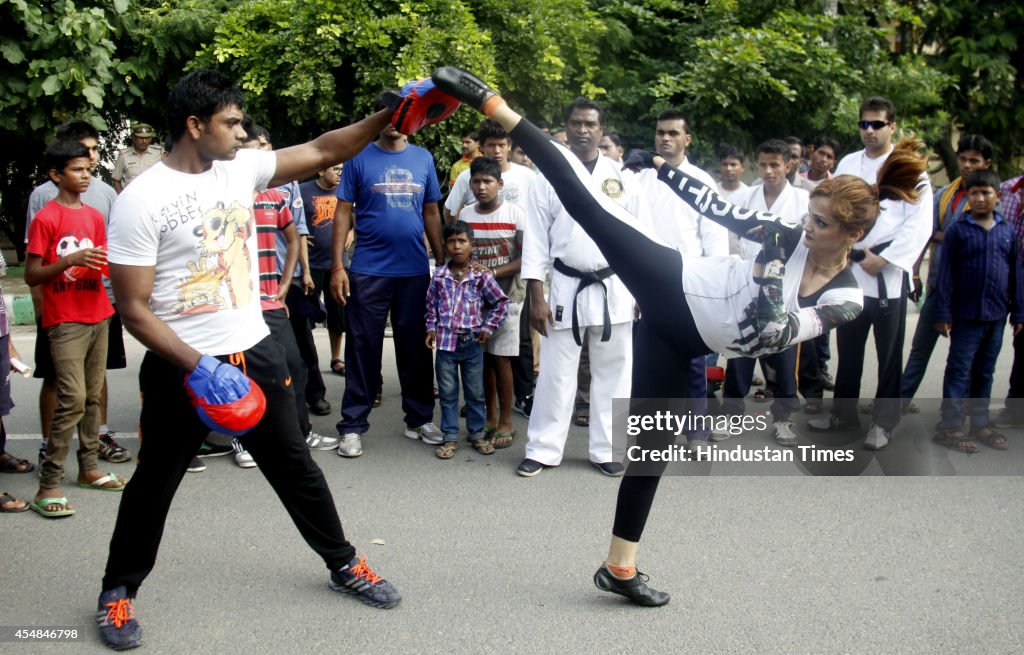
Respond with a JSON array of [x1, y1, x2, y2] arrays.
[[25, 140, 120, 518]]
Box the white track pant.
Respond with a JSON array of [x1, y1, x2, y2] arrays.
[[525, 323, 632, 466]]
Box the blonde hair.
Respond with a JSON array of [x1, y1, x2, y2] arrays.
[[810, 137, 928, 239]]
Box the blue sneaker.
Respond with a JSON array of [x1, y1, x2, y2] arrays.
[[329, 555, 401, 609], [97, 586, 142, 650]]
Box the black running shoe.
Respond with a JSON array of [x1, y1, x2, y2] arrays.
[[593, 564, 670, 607], [329, 555, 401, 609], [97, 586, 142, 650], [431, 67, 498, 111]]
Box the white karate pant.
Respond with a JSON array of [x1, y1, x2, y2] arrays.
[[525, 323, 632, 466]]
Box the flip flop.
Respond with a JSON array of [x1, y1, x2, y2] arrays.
[[491, 430, 516, 449], [0, 452, 35, 474], [330, 358, 346, 376], [0, 492, 30, 513], [76, 473, 127, 492], [30, 496, 75, 518]]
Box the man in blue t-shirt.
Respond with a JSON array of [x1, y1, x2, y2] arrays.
[[330, 122, 445, 457]]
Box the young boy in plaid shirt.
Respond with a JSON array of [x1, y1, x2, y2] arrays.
[[425, 221, 508, 459]]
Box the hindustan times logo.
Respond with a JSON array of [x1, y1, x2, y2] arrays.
[[626, 410, 768, 438]]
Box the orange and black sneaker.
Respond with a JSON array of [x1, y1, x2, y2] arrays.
[[97, 586, 142, 650], [329, 555, 401, 609]]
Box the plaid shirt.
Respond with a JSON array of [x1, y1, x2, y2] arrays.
[[1000, 174, 1024, 251], [425, 264, 508, 352]]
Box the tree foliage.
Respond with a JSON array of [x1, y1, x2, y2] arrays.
[[1, 0, 1022, 260]]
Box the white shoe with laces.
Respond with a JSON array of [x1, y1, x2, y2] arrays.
[[232, 439, 257, 468], [404, 422, 444, 445], [773, 421, 798, 446]]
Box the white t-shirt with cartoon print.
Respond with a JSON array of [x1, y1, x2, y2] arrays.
[[106, 149, 275, 355]]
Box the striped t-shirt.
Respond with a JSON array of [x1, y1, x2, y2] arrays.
[[461, 201, 526, 303], [253, 188, 293, 312]]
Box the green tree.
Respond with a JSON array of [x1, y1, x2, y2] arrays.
[[0, 0, 127, 254], [913, 0, 1024, 174], [590, 0, 951, 169]]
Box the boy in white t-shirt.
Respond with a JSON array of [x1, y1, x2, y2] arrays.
[[94, 69, 441, 650], [458, 157, 526, 447]]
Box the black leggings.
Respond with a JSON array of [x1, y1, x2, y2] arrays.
[[510, 122, 707, 542]]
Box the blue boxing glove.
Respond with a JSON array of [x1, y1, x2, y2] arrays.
[[184, 355, 266, 436], [380, 78, 461, 136]]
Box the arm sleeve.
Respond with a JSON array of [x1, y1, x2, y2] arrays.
[[106, 194, 161, 266], [111, 153, 126, 182], [26, 212, 51, 259], [784, 287, 864, 347], [479, 272, 509, 334], [656, 164, 802, 246], [423, 153, 442, 204], [932, 224, 957, 324], [877, 180, 934, 274], [424, 274, 439, 333], [444, 171, 471, 213], [1010, 234, 1024, 325], [277, 196, 293, 230], [521, 178, 554, 282]]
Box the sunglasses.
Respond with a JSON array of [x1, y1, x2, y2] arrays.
[[857, 120, 891, 130]]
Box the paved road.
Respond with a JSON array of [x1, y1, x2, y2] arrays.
[[1, 309, 1021, 654]]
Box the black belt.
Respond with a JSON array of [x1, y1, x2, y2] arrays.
[[552, 258, 614, 346], [849, 240, 896, 308]]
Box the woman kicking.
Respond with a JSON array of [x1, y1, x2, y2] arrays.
[[432, 67, 929, 606]]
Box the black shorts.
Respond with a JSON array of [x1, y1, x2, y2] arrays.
[[310, 268, 346, 334], [34, 306, 126, 380]]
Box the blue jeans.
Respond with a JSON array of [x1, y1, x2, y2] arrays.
[[436, 333, 486, 440], [939, 319, 1004, 431], [901, 289, 939, 403]]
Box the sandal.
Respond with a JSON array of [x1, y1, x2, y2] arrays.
[[0, 452, 35, 474], [753, 389, 774, 403], [471, 438, 495, 455], [373, 388, 383, 408], [574, 406, 590, 427], [904, 402, 920, 415], [76, 473, 127, 492], [330, 358, 346, 376], [932, 429, 979, 454], [0, 492, 30, 513], [490, 430, 516, 449], [435, 441, 458, 459], [971, 427, 1009, 451], [804, 400, 824, 415], [30, 496, 75, 518]]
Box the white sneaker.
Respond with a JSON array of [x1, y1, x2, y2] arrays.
[[709, 425, 731, 442], [404, 422, 444, 445], [306, 431, 340, 451], [773, 421, 798, 446], [864, 423, 890, 450], [232, 439, 257, 468], [338, 433, 363, 458]]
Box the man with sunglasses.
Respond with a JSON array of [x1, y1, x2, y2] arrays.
[[808, 97, 933, 450]]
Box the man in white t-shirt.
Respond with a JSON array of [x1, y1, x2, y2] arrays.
[[635, 109, 728, 448], [94, 69, 412, 650], [518, 98, 648, 477], [808, 96, 933, 450], [444, 120, 536, 222]]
